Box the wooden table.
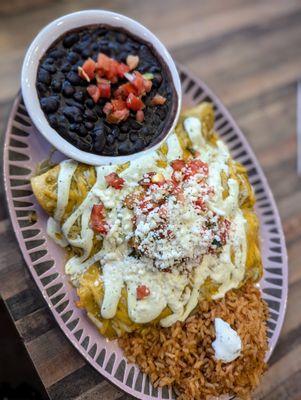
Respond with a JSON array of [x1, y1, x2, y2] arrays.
[[0, 0, 300, 399]]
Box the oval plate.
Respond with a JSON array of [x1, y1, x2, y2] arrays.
[[3, 65, 288, 400]]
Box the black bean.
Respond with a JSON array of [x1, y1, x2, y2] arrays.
[[150, 65, 161, 73], [143, 136, 152, 146], [61, 63, 71, 73], [106, 134, 115, 145], [120, 121, 130, 133], [40, 96, 59, 114], [94, 133, 106, 152], [63, 33, 79, 48], [118, 141, 131, 155], [82, 48, 92, 58], [138, 63, 150, 73], [111, 127, 120, 137], [73, 90, 85, 103], [116, 32, 127, 43], [102, 143, 118, 156], [84, 109, 98, 122], [67, 52, 79, 64], [68, 130, 78, 141], [84, 134, 93, 143], [48, 114, 58, 128], [63, 106, 81, 123], [75, 124, 88, 137], [108, 41, 120, 53], [95, 27, 107, 37], [65, 98, 84, 111], [104, 124, 112, 135], [72, 43, 82, 54], [85, 98, 94, 109], [85, 121, 94, 130], [82, 33, 91, 42], [157, 107, 167, 120], [49, 49, 66, 59], [67, 71, 82, 85], [132, 138, 144, 151], [41, 63, 57, 74], [77, 138, 91, 152], [129, 120, 141, 130], [117, 51, 128, 62], [51, 79, 62, 93], [140, 126, 150, 136], [37, 69, 51, 85], [62, 81, 75, 97], [36, 82, 47, 94], [152, 73, 163, 89], [117, 133, 128, 142], [129, 132, 138, 142], [45, 57, 54, 64]]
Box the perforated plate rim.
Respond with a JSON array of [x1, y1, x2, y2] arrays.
[[3, 65, 288, 400]]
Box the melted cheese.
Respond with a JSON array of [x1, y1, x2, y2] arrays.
[[47, 117, 248, 327]]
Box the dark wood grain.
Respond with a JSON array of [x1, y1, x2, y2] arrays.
[[0, 0, 300, 399]]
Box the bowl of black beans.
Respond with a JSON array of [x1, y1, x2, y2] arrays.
[[21, 10, 182, 165]]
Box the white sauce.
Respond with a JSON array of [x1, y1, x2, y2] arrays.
[[54, 160, 78, 221], [212, 318, 242, 362], [184, 117, 204, 148], [47, 117, 248, 327]]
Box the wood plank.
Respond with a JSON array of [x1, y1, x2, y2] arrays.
[[26, 328, 86, 387], [48, 364, 103, 400]]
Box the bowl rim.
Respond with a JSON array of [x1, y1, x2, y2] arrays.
[[21, 9, 182, 166]]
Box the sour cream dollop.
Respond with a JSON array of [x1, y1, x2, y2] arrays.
[[212, 317, 242, 362]]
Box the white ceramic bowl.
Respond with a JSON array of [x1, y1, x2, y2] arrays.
[[21, 10, 182, 165]]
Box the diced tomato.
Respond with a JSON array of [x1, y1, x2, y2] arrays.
[[138, 199, 157, 213], [111, 99, 127, 111], [131, 72, 145, 96], [106, 59, 119, 83], [194, 197, 206, 211], [97, 53, 119, 83], [136, 285, 150, 300], [126, 55, 139, 70], [82, 58, 96, 80], [103, 99, 129, 124], [183, 160, 209, 181], [90, 203, 108, 235], [114, 82, 137, 99], [158, 205, 168, 219], [103, 102, 113, 115], [87, 85, 100, 103], [126, 93, 144, 111], [117, 62, 130, 77], [136, 110, 144, 123], [219, 218, 231, 245], [97, 53, 111, 72], [138, 172, 156, 187], [107, 109, 130, 124], [151, 94, 166, 106], [97, 79, 111, 98], [105, 172, 125, 190], [171, 159, 185, 171]]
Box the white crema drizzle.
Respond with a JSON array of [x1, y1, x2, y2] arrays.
[[47, 117, 248, 327]]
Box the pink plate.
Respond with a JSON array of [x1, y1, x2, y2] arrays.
[[3, 65, 288, 399]]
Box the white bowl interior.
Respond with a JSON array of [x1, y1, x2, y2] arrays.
[[21, 10, 182, 165]]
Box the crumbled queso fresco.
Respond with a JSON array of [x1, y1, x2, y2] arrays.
[[47, 116, 248, 327]]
